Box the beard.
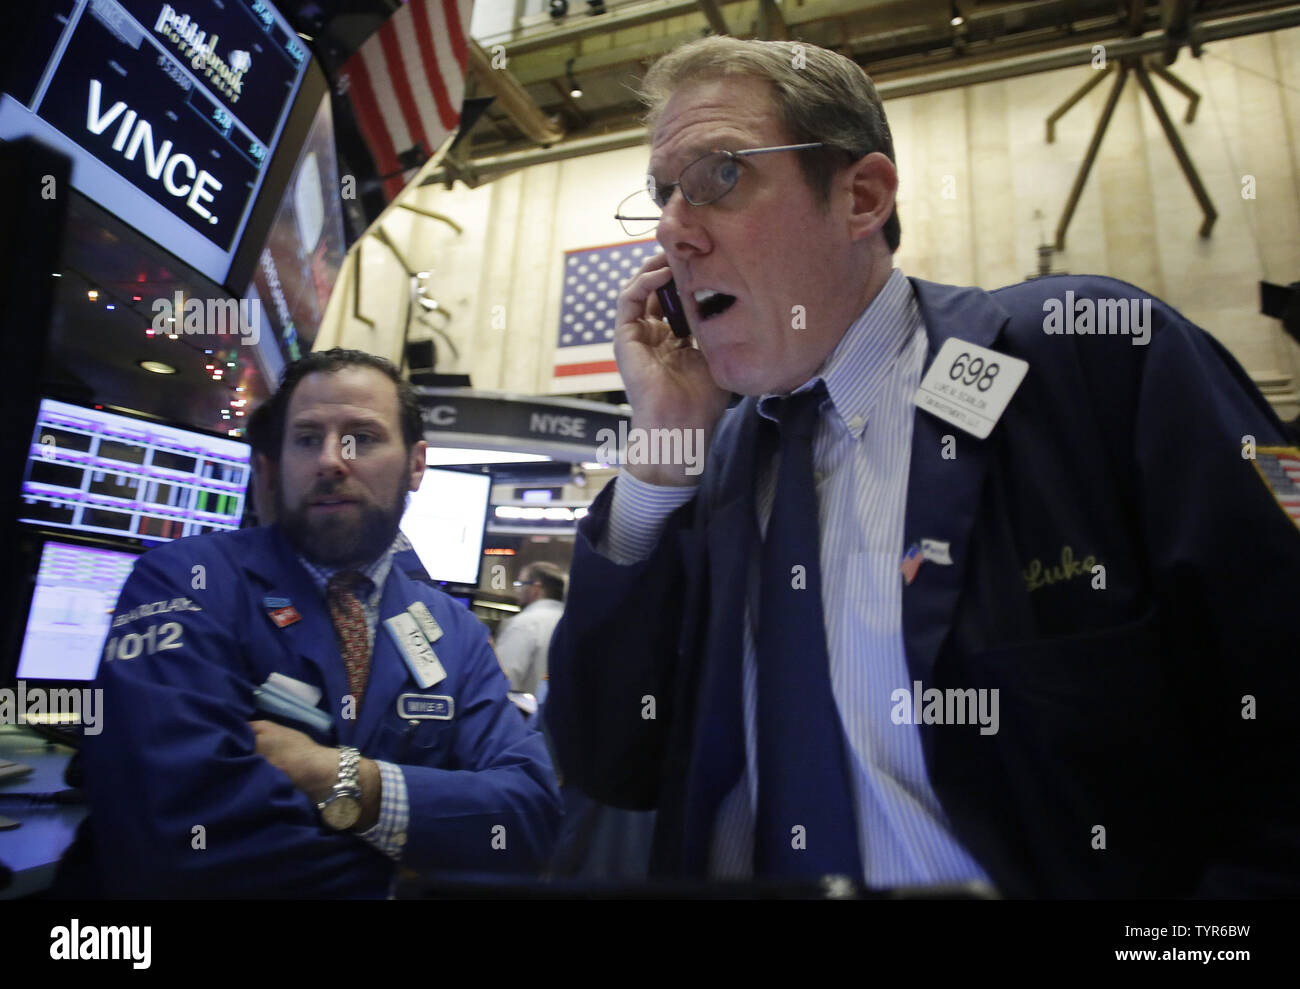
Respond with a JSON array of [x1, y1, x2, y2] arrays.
[[276, 477, 409, 569]]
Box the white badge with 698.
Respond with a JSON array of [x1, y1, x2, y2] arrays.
[[914, 338, 1029, 440]]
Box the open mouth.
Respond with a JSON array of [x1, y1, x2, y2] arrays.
[[694, 289, 737, 321]]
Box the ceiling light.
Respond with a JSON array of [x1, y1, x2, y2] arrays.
[[87, 289, 98, 301], [425, 448, 551, 466], [106, 304, 115, 310], [138, 360, 177, 374], [565, 58, 583, 99]]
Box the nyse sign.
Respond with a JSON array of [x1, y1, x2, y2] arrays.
[[416, 393, 625, 457]]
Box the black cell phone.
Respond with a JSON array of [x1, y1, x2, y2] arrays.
[[656, 279, 691, 339]]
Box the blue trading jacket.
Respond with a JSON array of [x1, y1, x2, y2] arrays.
[[547, 275, 1300, 897], [73, 525, 561, 897]]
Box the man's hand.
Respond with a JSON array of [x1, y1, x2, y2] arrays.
[[250, 720, 338, 802], [251, 721, 383, 831], [614, 255, 731, 486]]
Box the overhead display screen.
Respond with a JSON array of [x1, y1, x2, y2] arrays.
[[0, 0, 309, 285]]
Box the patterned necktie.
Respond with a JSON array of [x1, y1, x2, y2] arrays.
[[326, 571, 370, 708], [755, 382, 864, 880]]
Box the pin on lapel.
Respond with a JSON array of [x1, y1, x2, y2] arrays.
[[900, 543, 924, 585], [901, 539, 953, 585]]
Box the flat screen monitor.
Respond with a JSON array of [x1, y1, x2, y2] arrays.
[[400, 468, 491, 587], [243, 88, 346, 364], [19, 398, 252, 542], [16, 538, 140, 683], [0, 0, 310, 287]]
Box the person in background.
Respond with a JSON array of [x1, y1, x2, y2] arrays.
[[495, 562, 566, 695]]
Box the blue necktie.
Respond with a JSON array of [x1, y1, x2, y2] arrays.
[[755, 382, 864, 879]]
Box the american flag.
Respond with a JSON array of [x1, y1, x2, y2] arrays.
[[551, 238, 662, 394], [899, 542, 924, 585], [340, 0, 474, 202], [1252, 447, 1300, 530]]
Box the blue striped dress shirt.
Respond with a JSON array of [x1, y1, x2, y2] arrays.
[[601, 268, 991, 887]]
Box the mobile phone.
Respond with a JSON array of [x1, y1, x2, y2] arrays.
[[656, 279, 691, 339]]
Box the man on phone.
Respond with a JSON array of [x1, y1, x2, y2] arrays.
[[546, 36, 1300, 896]]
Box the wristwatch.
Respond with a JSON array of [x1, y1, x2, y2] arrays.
[[317, 745, 362, 830]]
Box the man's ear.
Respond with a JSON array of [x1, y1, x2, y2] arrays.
[[409, 441, 428, 491], [844, 152, 898, 244]]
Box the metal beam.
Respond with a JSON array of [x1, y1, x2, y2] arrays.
[[422, 128, 649, 187], [432, 5, 1300, 182], [503, 0, 710, 56], [1045, 64, 1113, 143], [698, 0, 729, 34], [1053, 63, 1129, 250], [758, 0, 790, 40], [1146, 59, 1200, 123], [467, 39, 564, 146], [1134, 65, 1216, 237]]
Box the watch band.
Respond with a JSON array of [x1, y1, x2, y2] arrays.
[[317, 745, 363, 830], [336, 745, 360, 790]]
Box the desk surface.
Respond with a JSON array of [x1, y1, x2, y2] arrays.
[[0, 725, 85, 898]]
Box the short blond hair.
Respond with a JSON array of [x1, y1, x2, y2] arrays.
[[640, 37, 900, 251]]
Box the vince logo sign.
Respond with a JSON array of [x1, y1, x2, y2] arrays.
[[85, 79, 224, 227]]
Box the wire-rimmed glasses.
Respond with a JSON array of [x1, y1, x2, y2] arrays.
[[613, 142, 825, 237]]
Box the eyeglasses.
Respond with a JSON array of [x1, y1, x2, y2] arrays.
[[512, 579, 541, 588], [613, 142, 825, 237]]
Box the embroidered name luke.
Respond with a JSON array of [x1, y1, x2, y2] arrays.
[[1023, 545, 1102, 592]]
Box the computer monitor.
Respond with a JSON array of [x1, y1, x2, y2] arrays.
[[0, 0, 311, 288], [400, 468, 491, 587], [15, 537, 140, 684], [19, 398, 252, 543]]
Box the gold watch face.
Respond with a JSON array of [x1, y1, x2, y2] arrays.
[[321, 794, 361, 830]]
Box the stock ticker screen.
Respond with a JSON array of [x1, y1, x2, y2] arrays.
[[16, 539, 141, 682], [20, 399, 252, 542], [0, 0, 309, 285]]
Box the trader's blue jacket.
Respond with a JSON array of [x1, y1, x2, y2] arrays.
[[547, 275, 1300, 897], [74, 525, 561, 897]]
